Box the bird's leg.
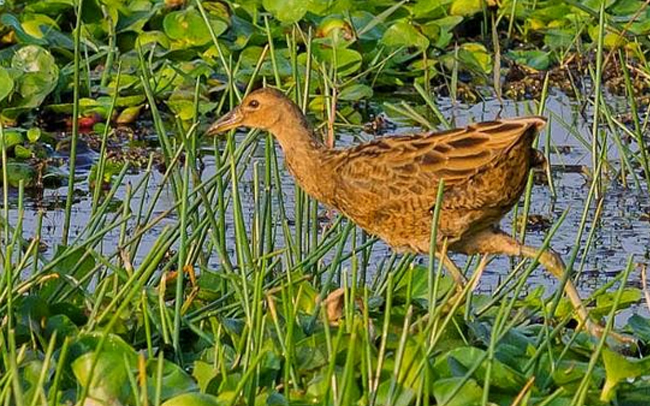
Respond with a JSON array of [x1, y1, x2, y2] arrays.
[[436, 252, 468, 289], [432, 238, 468, 289], [456, 228, 633, 343]]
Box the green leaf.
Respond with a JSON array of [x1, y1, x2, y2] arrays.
[[4, 130, 24, 149], [601, 348, 650, 402], [433, 377, 482, 406], [14, 144, 32, 159], [2, 160, 36, 187], [262, 0, 307, 24], [450, 0, 484, 16], [338, 84, 373, 101], [434, 347, 525, 391], [382, 20, 429, 51], [161, 393, 221, 406], [11, 45, 59, 108], [0, 66, 14, 102], [544, 29, 574, 50], [311, 47, 363, 76], [26, 127, 41, 143], [163, 7, 228, 47], [628, 314, 650, 342], [457, 42, 492, 74], [0, 14, 48, 45], [146, 359, 198, 402], [506, 50, 551, 70]]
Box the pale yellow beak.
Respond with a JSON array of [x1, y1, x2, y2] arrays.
[[207, 107, 243, 135]]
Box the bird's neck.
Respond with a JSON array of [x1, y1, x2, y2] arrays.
[[268, 118, 334, 203]]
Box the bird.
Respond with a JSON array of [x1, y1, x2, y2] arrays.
[[207, 87, 620, 341]]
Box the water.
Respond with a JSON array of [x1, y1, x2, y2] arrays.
[[3, 90, 649, 305]]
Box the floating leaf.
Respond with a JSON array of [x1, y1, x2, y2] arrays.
[[14, 144, 32, 159], [0, 66, 14, 102], [338, 84, 373, 101], [0, 13, 48, 45], [116, 105, 143, 124], [163, 7, 228, 47], [26, 127, 41, 143], [4, 130, 24, 148], [601, 348, 650, 402], [450, 0, 495, 16], [506, 49, 551, 70], [382, 20, 429, 51], [161, 393, 221, 406], [433, 377, 483, 406], [262, 0, 307, 24], [311, 47, 363, 76], [457, 42, 492, 74], [146, 359, 198, 402], [11, 45, 59, 108], [2, 160, 37, 187]]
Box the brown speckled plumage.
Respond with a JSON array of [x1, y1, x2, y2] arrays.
[[207, 87, 631, 342]]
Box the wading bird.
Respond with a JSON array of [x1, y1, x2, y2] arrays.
[[208, 87, 618, 340]]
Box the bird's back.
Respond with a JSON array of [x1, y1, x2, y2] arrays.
[[325, 117, 546, 252]]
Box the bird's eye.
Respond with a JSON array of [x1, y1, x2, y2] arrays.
[[248, 100, 260, 108]]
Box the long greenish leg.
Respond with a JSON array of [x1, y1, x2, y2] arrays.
[[457, 228, 633, 343], [519, 246, 634, 344]]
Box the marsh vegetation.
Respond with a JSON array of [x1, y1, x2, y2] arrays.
[[1, 0, 650, 405]]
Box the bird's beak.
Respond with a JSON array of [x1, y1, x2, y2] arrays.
[[207, 107, 243, 135]]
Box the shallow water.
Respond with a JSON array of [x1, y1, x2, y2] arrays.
[[3, 91, 649, 305]]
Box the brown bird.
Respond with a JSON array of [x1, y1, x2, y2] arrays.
[[208, 87, 616, 340]]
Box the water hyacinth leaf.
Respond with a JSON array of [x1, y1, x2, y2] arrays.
[[116, 105, 143, 124], [457, 42, 492, 74], [72, 351, 136, 404], [433, 377, 483, 406], [628, 314, 650, 342], [4, 130, 24, 148], [2, 160, 37, 187], [80, 0, 103, 23], [544, 29, 575, 50], [594, 288, 640, 316], [11, 45, 59, 108], [450, 0, 495, 16], [26, 127, 41, 143], [46, 98, 102, 114], [506, 49, 551, 70], [0, 14, 48, 45], [163, 7, 228, 47], [0, 66, 14, 102], [263, 0, 307, 24], [374, 380, 415, 406], [162, 393, 221, 406], [601, 348, 650, 402], [435, 347, 525, 390], [14, 144, 33, 159], [350, 11, 385, 41], [44, 314, 80, 345], [338, 84, 373, 101], [552, 359, 604, 388], [138, 30, 171, 49], [71, 333, 139, 404], [311, 47, 363, 76], [146, 359, 198, 402], [193, 360, 218, 392], [24, 0, 74, 15], [382, 20, 429, 51]]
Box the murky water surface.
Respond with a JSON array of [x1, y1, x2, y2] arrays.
[[4, 91, 650, 305]]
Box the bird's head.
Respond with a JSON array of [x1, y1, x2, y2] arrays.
[[207, 88, 289, 135]]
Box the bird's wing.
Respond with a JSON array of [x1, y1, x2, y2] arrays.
[[334, 117, 546, 205]]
